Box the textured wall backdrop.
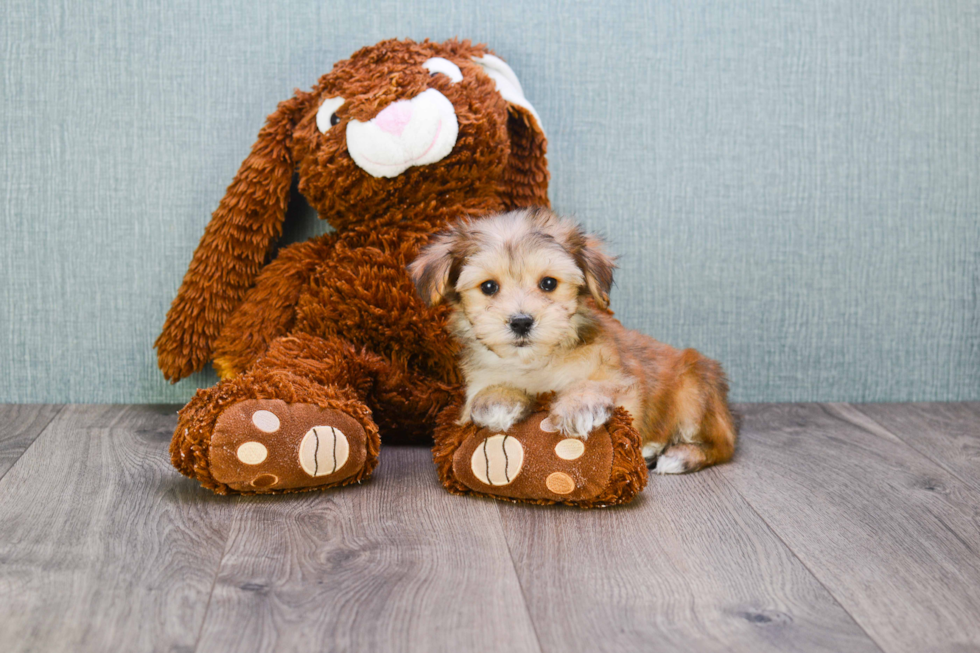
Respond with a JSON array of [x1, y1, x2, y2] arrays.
[[2, 0, 978, 403]]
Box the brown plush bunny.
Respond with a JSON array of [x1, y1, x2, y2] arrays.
[[158, 38, 646, 505], [157, 38, 549, 494]]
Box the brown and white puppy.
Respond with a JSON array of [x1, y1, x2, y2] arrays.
[[409, 208, 736, 474]]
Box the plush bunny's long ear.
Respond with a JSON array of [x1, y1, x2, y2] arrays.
[[156, 93, 306, 382], [473, 55, 550, 210]]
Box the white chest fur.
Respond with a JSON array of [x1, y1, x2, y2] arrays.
[[463, 339, 627, 399]]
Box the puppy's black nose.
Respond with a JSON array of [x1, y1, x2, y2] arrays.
[[509, 314, 534, 337]]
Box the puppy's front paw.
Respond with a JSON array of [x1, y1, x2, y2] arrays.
[[549, 393, 614, 439], [470, 385, 533, 433]]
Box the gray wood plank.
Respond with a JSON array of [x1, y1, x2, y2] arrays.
[[846, 402, 980, 493], [497, 466, 880, 653], [0, 404, 237, 653], [0, 404, 63, 479], [720, 403, 980, 653], [196, 446, 542, 653]]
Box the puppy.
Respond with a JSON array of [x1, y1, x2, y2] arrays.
[[409, 208, 736, 474]]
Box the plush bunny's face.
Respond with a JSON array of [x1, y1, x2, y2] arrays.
[[289, 39, 545, 230], [341, 84, 459, 179]]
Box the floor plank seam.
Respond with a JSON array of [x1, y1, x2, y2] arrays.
[[0, 404, 66, 485], [714, 470, 889, 653], [189, 498, 241, 653], [494, 503, 547, 653], [842, 403, 980, 495]]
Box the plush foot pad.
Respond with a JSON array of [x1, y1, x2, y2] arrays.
[[451, 412, 629, 505], [210, 399, 368, 492]]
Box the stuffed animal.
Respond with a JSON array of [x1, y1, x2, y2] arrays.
[[158, 38, 646, 506]]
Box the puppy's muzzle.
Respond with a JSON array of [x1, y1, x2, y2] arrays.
[[508, 314, 534, 337]]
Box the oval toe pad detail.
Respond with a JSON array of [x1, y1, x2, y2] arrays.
[[299, 426, 350, 477], [471, 435, 524, 486]]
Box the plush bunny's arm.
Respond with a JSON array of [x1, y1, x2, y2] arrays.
[[156, 95, 305, 382], [210, 234, 338, 379]]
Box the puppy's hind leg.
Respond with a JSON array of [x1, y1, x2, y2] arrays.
[[653, 352, 737, 475], [654, 399, 736, 474]]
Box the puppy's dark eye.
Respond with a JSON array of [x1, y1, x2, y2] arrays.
[[480, 280, 499, 296], [330, 113, 340, 127], [539, 277, 558, 292]]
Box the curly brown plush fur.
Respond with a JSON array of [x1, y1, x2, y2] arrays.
[[159, 39, 550, 494]]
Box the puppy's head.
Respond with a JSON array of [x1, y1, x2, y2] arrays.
[[408, 208, 616, 360]]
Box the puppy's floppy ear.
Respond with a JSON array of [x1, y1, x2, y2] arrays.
[[156, 92, 309, 382], [575, 233, 616, 311], [408, 223, 471, 306]]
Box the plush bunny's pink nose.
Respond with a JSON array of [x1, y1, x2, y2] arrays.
[[373, 101, 413, 136]]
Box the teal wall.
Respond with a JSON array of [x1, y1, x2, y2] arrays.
[[2, 0, 978, 403]]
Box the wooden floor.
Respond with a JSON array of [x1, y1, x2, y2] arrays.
[[1, 403, 979, 652]]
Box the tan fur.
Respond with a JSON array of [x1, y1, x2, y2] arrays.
[[411, 208, 737, 474]]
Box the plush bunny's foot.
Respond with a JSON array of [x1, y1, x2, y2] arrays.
[[207, 399, 375, 493], [434, 404, 648, 508], [171, 382, 381, 495]]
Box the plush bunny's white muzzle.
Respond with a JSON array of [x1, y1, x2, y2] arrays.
[[346, 89, 459, 178]]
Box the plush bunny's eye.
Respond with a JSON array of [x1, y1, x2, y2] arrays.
[[422, 57, 463, 83], [316, 97, 345, 133]]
